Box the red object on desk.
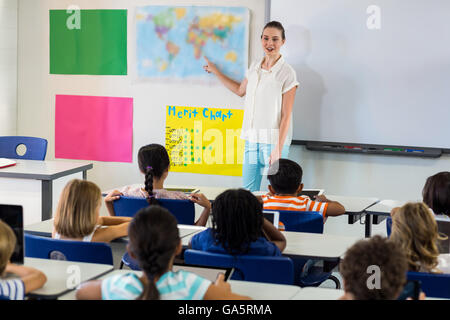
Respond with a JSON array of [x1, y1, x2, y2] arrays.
[[0, 159, 17, 169]]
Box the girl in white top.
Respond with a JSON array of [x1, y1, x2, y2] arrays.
[[53, 179, 131, 243], [203, 21, 299, 191], [105, 144, 211, 226]]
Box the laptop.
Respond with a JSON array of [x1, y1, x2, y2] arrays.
[[0, 204, 24, 264], [173, 263, 234, 282], [263, 210, 280, 228]]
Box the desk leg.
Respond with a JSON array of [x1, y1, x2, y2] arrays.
[[41, 180, 53, 221], [364, 212, 372, 238], [82, 170, 87, 180]]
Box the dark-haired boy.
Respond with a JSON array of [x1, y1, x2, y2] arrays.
[[262, 159, 345, 225]]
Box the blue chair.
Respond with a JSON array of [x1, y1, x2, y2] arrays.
[[386, 216, 392, 236], [25, 234, 113, 265], [113, 196, 196, 225], [264, 210, 324, 233], [0, 295, 9, 300], [407, 271, 450, 299], [120, 251, 140, 270], [0, 136, 48, 160], [184, 249, 295, 285]]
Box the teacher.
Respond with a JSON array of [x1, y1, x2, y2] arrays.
[[203, 21, 299, 192]]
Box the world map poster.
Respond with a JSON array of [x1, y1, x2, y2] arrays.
[[136, 6, 249, 82]]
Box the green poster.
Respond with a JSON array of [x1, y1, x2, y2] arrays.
[[50, 9, 127, 75]]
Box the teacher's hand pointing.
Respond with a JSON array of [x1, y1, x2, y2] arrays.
[[203, 56, 218, 75]]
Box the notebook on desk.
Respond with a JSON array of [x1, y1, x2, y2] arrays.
[[0, 204, 24, 264], [165, 187, 200, 194], [173, 263, 234, 281], [0, 158, 16, 169]]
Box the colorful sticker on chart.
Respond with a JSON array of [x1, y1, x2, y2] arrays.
[[55, 95, 133, 163], [165, 105, 244, 176], [50, 9, 127, 75]]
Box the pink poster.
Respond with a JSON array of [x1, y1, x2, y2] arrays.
[[55, 94, 133, 162]]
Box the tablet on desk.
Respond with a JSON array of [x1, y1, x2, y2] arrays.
[[165, 188, 200, 194], [173, 263, 234, 281], [0, 204, 24, 264], [263, 210, 280, 228], [299, 189, 324, 198]]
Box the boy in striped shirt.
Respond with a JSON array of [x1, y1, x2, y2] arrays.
[[262, 159, 345, 228]]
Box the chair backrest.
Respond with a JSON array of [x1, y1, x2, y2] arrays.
[[0, 136, 48, 160], [264, 210, 323, 233], [184, 249, 294, 285], [113, 196, 195, 225], [407, 271, 450, 299], [386, 216, 392, 236], [25, 234, 113, 265], [436, 219, 450, 253], [0, 295, 9, 300]]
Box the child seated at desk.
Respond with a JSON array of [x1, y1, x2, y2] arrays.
[[189, 189, 286, 255], [422, 171, 450, 219], [0, 221, 46, 300], [339, 235, 414, 300], [105, 143, 211, 226], [76, 206, 249, 300], [53, 179, 131, 243], [390, 202, 450, 274], [261, 159, 345, 227]]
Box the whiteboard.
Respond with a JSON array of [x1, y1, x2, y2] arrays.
[[271, 0, 450, 149]]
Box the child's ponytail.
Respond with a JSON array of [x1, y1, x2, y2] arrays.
[[144, 166, 158, 205], [128, 206, 180, 300]]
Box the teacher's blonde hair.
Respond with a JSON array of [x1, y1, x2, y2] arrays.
[[390, 202, 447, 272], [54, 179, 101, 239], [0, 220, 16, 275]]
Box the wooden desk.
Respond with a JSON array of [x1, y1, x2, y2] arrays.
[[23, 257, 113, 299], [0, 160, 93, 224]]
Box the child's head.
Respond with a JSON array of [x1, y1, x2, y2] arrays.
[[0, 220, 16, 275], [137, 144, 170, 203], [127, 205, 181, 300], [340, 235, 407, 300], [54, 179, 102, 239], [211, 189, 263, 255], [390, 202, 444, 272], [268, 159, 303, 195], [422, 171, 450, 217]]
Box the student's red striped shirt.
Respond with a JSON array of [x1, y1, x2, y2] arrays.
[[262, 194, 329, 220]]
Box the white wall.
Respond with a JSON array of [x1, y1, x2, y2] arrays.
[[17, 0, 450, 213], [0, 0, 17, 136], [17, 0, 265, 193]]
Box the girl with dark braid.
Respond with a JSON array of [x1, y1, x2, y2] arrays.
[[105, 144, 211, 226], [76, 206, 250, 300]]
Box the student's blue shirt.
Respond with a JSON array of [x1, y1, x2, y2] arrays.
[[190, 229, 281, 256]]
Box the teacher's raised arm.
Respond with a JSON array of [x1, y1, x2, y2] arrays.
[[204, 21, 299, 192]]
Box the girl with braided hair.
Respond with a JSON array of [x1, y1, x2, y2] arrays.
[[105, 144, 211, 226], [76, 206, 250, 300]]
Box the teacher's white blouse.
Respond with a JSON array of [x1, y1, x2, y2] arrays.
[[240, 56, 299, 145]]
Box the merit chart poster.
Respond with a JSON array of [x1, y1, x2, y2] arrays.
[[165, 106, 244, 176]]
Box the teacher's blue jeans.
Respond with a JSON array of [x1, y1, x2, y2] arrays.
[[242, 141, 290, 192]]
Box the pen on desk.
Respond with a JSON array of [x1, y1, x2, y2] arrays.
[[405, 149, 424, 153]]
